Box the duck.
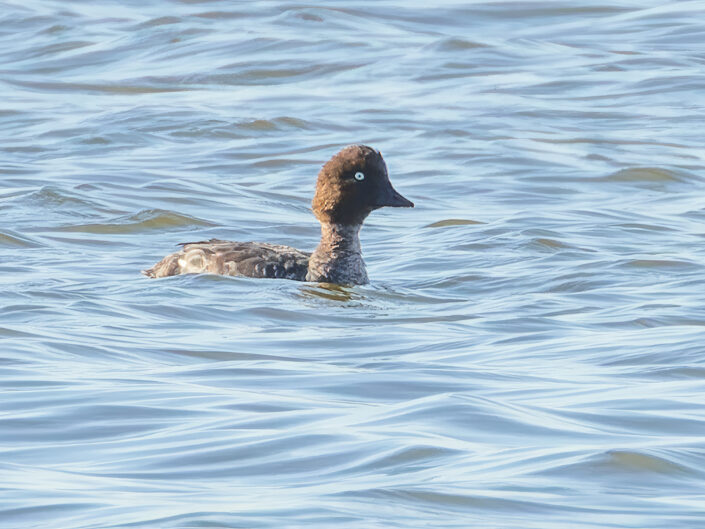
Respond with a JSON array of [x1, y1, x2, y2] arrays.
[[143, 144, 413, 285]]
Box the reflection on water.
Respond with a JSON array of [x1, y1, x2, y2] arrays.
[[3, 1, 705, 528], [301, 283, 356, 302]]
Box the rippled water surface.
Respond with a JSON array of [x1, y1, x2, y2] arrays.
[[3, 1, 705, 527]]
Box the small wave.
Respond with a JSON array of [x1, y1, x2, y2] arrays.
[[238, 116, 312, 132], [0, 230, 42, 247], [194, 11, 249, 20], [351, 444, 462, 474], [7, 78, 189, 95], [535, 449, 699, 482], [616, 222, 676, 232], [138, 16, 183, 28], [55, 209, 214, 234], [170, 62, 366, 86], [344, 487, 553, 514], [0, 327, 38, 338], [21, 40, 93, 60], [575, 449, 698, 479], [603, 167, 700, 184], [530, 237, 569, 250], [605, 450, 695, 475], [622, 258, 699, 269], [425, 219, 484, 228], [544, 278, 611, 293], [13, 186, 116, 220], [429, 37, 489, 51], [24, 186, 101, 208]]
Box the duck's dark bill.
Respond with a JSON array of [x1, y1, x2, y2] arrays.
[[378, 185, 414, 208]]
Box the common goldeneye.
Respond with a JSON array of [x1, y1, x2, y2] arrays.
[[143, 144, 413, 285]]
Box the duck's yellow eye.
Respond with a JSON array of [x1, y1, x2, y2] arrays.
[[354, 172, 365, 181]]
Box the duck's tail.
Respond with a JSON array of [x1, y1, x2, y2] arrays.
[[142, 252, 183, 278]]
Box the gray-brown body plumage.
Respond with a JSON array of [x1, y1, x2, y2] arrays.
[[143, 145, 413, 285], [143, 239, 310, 280]]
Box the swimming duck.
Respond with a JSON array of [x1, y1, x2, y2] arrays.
[[143, 145, 413, 285]]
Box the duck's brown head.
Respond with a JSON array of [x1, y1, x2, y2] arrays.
[[311, 145, 414, 225]]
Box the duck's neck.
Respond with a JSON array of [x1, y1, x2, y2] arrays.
[[306, 222, 368, 284]]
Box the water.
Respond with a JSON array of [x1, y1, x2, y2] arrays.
[[2, 1, 705, 527]]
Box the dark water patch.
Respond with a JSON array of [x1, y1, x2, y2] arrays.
[[194, 10, 250, 20], [38, 24, 71, 35], [644, 366, 705, 379], [429, 37, 490, 52], [139, 16, 183, 28], [1, 145, 48, 154]]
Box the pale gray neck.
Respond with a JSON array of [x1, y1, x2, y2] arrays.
[[317, 222, 362, 254], [306, 222, 368, 284]]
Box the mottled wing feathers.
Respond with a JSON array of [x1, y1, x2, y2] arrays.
[[143, 239, 310, 280]]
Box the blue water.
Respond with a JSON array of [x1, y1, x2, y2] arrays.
[[2, 1, 705, 528]]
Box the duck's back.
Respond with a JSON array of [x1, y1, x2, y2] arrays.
[[143, 239, 310, 280]]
